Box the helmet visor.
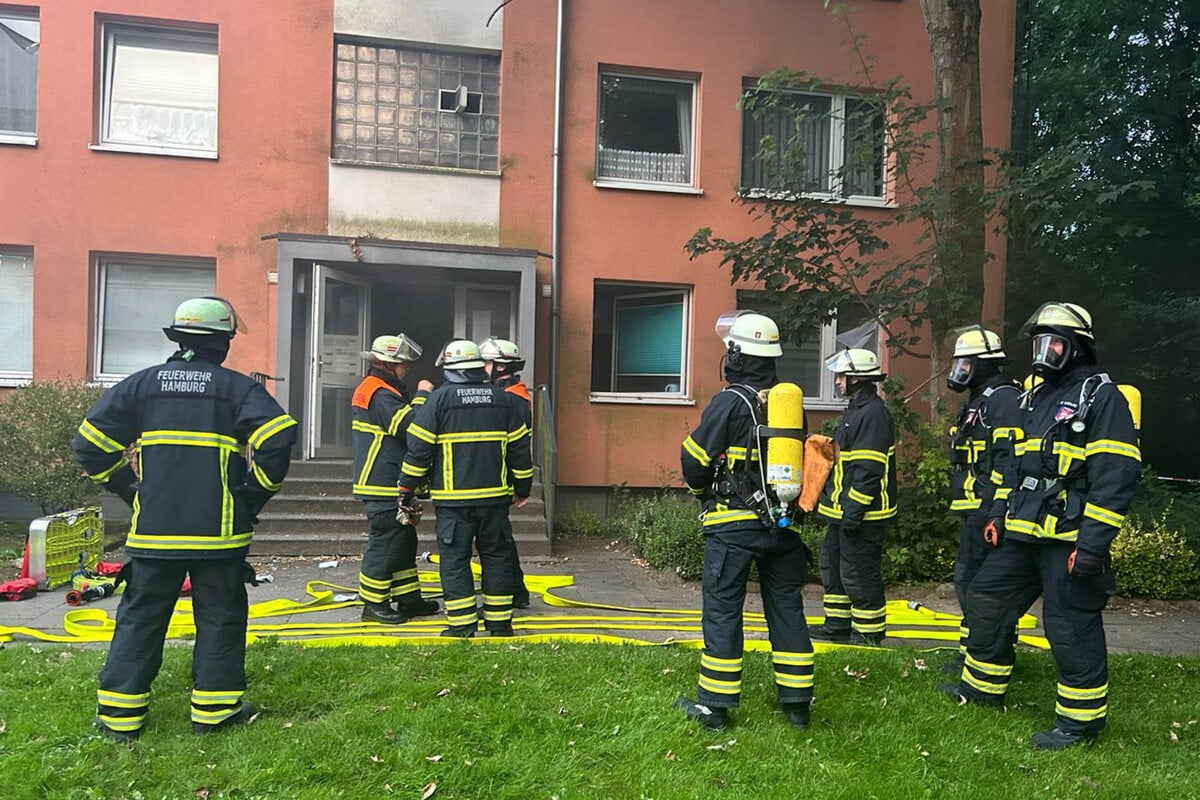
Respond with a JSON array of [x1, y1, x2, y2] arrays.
[[1032, 333, 1070, 371], [204, 296, 248, 335], [947, 356, 974, 388], [392, 334, 422, 361], [714, 311, 747, 342]]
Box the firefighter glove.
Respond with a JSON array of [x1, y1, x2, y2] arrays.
[[1068, 548, 1107, 577], [982, 517, 1004, 549]]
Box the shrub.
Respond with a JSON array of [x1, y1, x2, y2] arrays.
[[610, 491, 705, 579], [0, 381, 105, 514], [553, 504, 608, 538], [1111, 512, 1200, 599]]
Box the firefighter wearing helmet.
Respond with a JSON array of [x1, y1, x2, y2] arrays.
[[351, 334, 440, 625], [940, 302, 1141, 751], [400, 340, 533, 637], [72, 297, 297, 740], [809, 347, 897, 648], [941, 327, 1022, 673], [478, 337, 533, 609], [676, 311, 815, 731]]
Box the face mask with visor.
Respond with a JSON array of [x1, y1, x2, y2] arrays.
[[1031, 332, 1071, 373], [946, 357, 974, 392]]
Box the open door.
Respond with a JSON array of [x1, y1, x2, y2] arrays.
[[306, 264, 370, 458]]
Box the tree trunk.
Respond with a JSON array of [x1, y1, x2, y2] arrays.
[[919, 0, 987, 414]]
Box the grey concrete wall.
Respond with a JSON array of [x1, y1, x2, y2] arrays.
[[335, 0, 503, 50]]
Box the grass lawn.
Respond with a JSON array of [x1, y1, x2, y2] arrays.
[[0, 643, 1196, 799]]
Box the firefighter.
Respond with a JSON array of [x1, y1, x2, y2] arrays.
[[808, 348, 897, 647], [72, 297, 296, 741], [675, 311, 815, 731], [943, 328, 1021, 670], [352, 334, 440, 624], [478, 336, 533, 609], [400, 340, 533, 638], [940, 302, 1141, 750]]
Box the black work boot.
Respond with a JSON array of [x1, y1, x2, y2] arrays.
[[396, 595, 441, 618], [848, 630, 885, 647], [674, 696, 729, 730], [782, 702, 811, 730], [193, 702, 257, 735], [361, 602, 409, 625], [440, 624, 477, 639], [808, 624, 851, 644], [96, 720, 140, 743], [941, 654, 966, 676], [486, 624, 515, 637], [936, 683, 1004, 709], [1030, 727, 1098, 750], [513, 587, 532, 609]]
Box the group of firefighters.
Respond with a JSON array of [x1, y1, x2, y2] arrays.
[[70, 295, 1139, 753]]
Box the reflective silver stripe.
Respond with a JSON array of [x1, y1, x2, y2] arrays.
[[79, 419, 125, 453], [248, 414, 298, 449]]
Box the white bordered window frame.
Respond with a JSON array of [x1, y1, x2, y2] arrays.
[[590, 282, 694, 405], [0, 246, 34, 385], [0, 8, 39, 146], [594, 70, 700, 194]]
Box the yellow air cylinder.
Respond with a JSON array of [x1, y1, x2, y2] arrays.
[[766, 382, 805, 507], [1118, 384, 1141, 432]]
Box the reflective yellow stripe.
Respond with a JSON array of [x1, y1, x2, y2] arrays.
[[863, 507, 898, 521], [353, 484, 398, 497], [430, 487, 513, 501], [352, 420, 386, 435], [966, 654, 1013, 677], [1057, 683, 1107, 700], [507, 425, 529, 442], [772, 652, 814, 666], [842, 449, 888, 464], [1083, 503, 1124, 528], [483, 610, 513, 621], [848, 487, 873, 505], [963, 672, 1007, 695], [140, 430, 239, 449], [191, 689, 244, 704], [252, 463, 281, 492], [90, 456, 130, 484], [440, 430, 507, 443], [79, 419, 126, 453], [701, 653, 742, 671], [125, 532, 253, 550], [824, 594, 851, 604], [511, 467, 534, 480], [359, 573, 391, 590], [412, 396, 427, 406], [445, 596, 477, 611], [401, 462, 429, 477], [990, 470, 1003, 485], [482, 594, 513, 605], [698, 675, 741, 694], [409, 424, 436, 444], [994, 487, 1012, 500], [248, 414, 298, 449], [774, 673, 814, 689], [950, 498, 983, 511], [1055, 703, 1107, 721], [219, 448, 233, 538], [386, 406, 412, 436], [701, 509, 760, 526], [682, 435, 711, 467], [98, 689, 150, 707], [1086, 439, 1141, 461], [98, 714, 145, 731], [993, 426, 1021, 442], [1051, 441, 1085, 460]]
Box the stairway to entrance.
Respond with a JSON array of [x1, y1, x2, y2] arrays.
[[254, 459, 551, 557]]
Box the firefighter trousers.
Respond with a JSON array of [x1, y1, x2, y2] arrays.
[[959, 539, 1111, 734], [818, 522, 887, 637], [507, 534, 529, 605], [97, 557, 250, 736], [697, 528, 814, 710], [435, 504, 515, 633], [953, 511, 991, 653], [359, 504, 421, 607]]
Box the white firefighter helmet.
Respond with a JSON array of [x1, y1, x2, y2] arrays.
[[952, 327, 1006, 359], [715, 311, 783, 357], [165, 296, 247, 336], [361, 334, 422, 364], [435, 339, 486, 370], [478, 337, 522, 363], [1019, 302, 1094, 341], [824, 348, 885, 378]]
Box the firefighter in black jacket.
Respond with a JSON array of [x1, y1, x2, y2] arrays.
[[352, 334, 440, 624], [809, 348, 897, 647], [479, 336, 532, 609], [400, 340, 533, 638], [72, 297, 296, 741], [944, 328, 1021, 668], [940, 302, 1141, 750], [675, 311, 814, 731]]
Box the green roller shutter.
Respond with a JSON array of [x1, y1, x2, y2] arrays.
[[616, 300, 682, 375]]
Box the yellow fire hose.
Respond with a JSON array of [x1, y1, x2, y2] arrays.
[[0, 558, 1049, 651]]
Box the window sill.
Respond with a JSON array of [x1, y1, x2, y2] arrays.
[[89, 143, 218, 160], [91, 375, 125, 388], [0, 134, 36, 147], [593, 180, 703, 196], [804, 400, 850, 412], [0, 373, 33, 388], [330, 159, 501, 178], [589, 393, 696, 406], [739, 189, 896, 209]]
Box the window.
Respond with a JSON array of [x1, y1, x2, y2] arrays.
[[737, 291, 880, 407], [591, 283, 690, 400], [333, 40, 500, 171], [96, 257, 215, 379], [98, 23, 218, 157], [0, 9, 38, 143], [596, 73, 696, 188], [741, 87, 885, 201], [0, 248, 33, 380]]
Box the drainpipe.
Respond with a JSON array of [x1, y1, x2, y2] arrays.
[[549, 0, 565, 418]]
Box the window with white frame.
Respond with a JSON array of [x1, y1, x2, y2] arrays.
[[96, 257, 215, 379], [741, 87, 885, 201], [591, 283, 690, 398], [596, 73, 696, 188], [98, 23, 218, 157], [0, 248, 33, 379], [737, 291, 880, 406], [0, 9, 38, 142]]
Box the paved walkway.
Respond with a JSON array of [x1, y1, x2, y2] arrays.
[[3, 536, 1198, 655]]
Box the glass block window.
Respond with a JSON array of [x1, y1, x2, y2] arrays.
[[333, 40, 500, 171]]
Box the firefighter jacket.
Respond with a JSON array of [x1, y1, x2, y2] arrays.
[[400, 379, 533, 506], [1002, 364, 1140, 554], [949, 375, 1022, 515], [351, 371, 428, 500], [72, 354, 297, 559], [817, 390, 897, 526], [682, 384, 803, 534]]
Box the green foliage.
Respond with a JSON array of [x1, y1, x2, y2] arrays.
[[610, 491, 705, 579], [1111, 512, 1200, 600], [552, 504, 608, 538], [0, 381, 105, 514], [1127, 471, 1200, 552]]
